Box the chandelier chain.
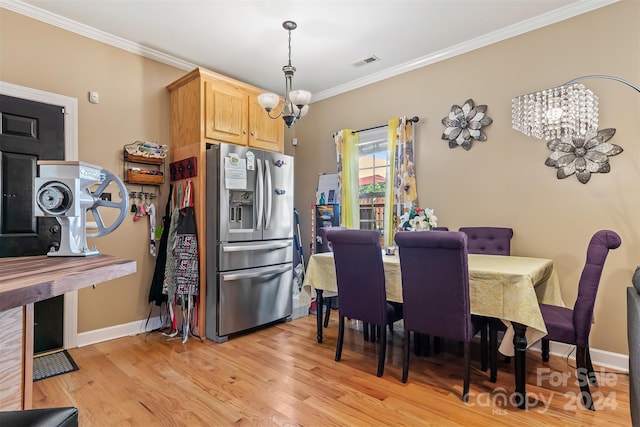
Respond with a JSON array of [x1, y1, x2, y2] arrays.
[[288, 29, 292, 68]]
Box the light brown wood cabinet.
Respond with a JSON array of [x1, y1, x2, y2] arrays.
[[167, 67, 284, 153], [166, 68, 284, 338]]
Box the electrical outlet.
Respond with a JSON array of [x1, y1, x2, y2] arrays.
[[100, 192, 111, 201]]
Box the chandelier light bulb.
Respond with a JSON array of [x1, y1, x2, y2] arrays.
[[292, 103, 309, 117], [257, 93, 279, 111], [289, 90, 312, 107]]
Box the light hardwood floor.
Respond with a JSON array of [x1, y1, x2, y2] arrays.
[[33, 314, 630, 426]]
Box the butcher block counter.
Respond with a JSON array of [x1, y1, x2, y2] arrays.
[[0, 254, 136, 410]]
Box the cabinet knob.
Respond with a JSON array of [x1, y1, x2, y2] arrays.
[[243, 130, 247, 135], [251, 132, 255, 136]]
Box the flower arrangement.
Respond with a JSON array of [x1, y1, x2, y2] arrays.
[[399, 206, 438, 231]]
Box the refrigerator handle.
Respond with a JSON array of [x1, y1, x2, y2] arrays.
[[265, 160, 272, 230], [222, 241, 292, 252], [256, 158, 264, 230], [221, 264, 291, 281]]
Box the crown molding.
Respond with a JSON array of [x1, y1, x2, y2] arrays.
[[1, 0, 619, 103], [0, 0, 196, 72], [311, 0, 619, 102]]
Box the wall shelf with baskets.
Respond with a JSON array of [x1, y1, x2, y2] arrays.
[[123, 151, 165, 186]]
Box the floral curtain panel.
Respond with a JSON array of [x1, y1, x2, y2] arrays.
[[387, 116, 419, 246], [334, 118, 418, 244], [334, 129, 360, 229]]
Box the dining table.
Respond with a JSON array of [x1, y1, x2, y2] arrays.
[[299, 251, 565, 409]]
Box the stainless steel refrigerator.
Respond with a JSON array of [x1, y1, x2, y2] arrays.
[[205, 143, 294, 342]]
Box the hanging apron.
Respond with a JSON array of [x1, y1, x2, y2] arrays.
[[172, 180, 200, 342]]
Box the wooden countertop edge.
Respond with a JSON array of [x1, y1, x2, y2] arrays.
[[0, 254, 137, 312]]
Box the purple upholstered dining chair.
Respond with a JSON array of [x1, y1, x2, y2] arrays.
[[316, 226, 348, 327], [326, 229, 402, 377], [395, 230, 484, 401], [538, 229, 621, 410], [459, 226, 514, 380], [458, 227, 513, 256]]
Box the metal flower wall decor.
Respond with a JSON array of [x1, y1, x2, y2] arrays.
[[441, 99, 493, 150], [544, 128, 623, 184]]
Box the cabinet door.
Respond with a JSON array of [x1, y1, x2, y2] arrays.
[[248, 95, 284, 153], [204, 80, 248, 146]]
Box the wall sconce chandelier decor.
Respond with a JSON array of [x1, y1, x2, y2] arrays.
[[257, 20, 312, 128], [511, 75, 639, 141], [441, 99, 492, 150], [512, 75, 639, 183]]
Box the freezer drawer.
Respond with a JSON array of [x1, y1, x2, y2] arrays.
[[218, 240, 293, 271], [214, 263, 292, 340]]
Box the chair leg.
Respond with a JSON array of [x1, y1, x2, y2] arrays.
[[363, 322, 370, 342], [541, 338, 550, 362], [422, 334, 430, 357], [371, 324, 377, 343], [433, 337, 440, 354], [402, 329, 411, 383], [335, 316, 345, 362], [576, 346, 595, 410], [323, 298, 331, 328], [586, 347, 598, 387], [489, 321, 498, 383], [462, 341, 471, 402], [377, 323, 387, 377], [480, 320, 488, 372], [414, 332, 422, 356]]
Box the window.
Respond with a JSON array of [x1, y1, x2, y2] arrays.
[[357, 127, 389, 241]]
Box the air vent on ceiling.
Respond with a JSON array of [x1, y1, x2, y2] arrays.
[[352, 55, 381, 67]]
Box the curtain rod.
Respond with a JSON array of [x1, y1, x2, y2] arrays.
[[352, 116, 419, 134]]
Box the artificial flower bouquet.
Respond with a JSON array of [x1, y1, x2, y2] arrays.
[[399, 206, 438, 231]]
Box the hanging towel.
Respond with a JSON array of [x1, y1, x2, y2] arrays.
[[148, 184, 173, 306], [148, 202, 157, 256], [162, 184, 181, 299]]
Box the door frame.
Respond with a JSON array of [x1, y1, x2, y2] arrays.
[[0, 80, 79, 349]]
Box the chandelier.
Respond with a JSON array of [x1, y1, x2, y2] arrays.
[[512, 75, 640, 140], [257, 21, 312, 128], [511, 83, 599, 140]]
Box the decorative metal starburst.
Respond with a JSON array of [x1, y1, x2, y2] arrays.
[[441, 99, 493, 150], [544, 128, 623, 184]]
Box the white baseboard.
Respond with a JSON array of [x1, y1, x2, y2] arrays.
[[75, 317, 630, 374], [76, 316, 164, 347], [528, 340, 629, 373]]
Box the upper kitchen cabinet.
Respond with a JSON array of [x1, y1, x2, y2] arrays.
[[167, 68, 284, 153]]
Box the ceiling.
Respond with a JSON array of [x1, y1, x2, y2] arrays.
[[4, 0, 617, 101]]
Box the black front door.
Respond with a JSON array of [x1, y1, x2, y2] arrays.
[[0, 94, 65, 354]]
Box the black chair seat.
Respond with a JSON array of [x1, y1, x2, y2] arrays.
[[0, 407, 78, 427]]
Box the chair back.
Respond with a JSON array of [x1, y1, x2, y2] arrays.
[[327, 229, 388, 326], [395, 231, 474, 342], [459, 227, 513, 255], [573, 230, 621, 347], [317, 226, 348, 253]]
